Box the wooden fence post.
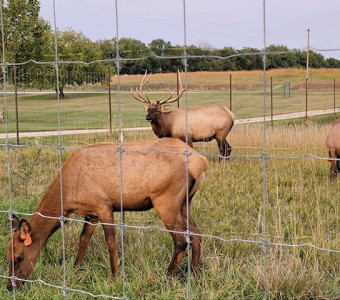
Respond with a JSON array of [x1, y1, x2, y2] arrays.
[[305, 78, 308, 119]]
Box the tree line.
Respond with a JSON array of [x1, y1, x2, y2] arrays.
[[1, 0, 340, 93]]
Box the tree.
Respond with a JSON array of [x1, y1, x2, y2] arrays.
[[309, 51, 326, 68], [218, 47, 238, 71], [186, 45, 216, 72], [267, 45, 297, 69], [0, 0, 53, 89], [118, 38, 153, 74], [54, 29, 106, 96], [236, 47, 262, 70], [326, 57, 340, 68], [99, 38, 152, 74]]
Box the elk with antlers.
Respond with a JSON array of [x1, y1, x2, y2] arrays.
[[132, 71, 235, 161], [6, 138, 208, 291]]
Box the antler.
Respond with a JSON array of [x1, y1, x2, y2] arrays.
[[131, 70, 152, 104], [157, 70, 185, 105]]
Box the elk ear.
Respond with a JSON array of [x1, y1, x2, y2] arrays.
[[144, 105, 149, 112], [161, 105, 170, 112], [11, 215, 20, 231], [18, 219, 32, 246]]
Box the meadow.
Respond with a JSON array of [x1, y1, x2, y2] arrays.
[[1, 68, 339, 133], [1, 68, 340, 299], [1, 114, 340, 299]]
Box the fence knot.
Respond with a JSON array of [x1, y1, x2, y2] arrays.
[[118, 222, 125, 233], [5, 141, 11, 152], [261, 239, 270, 255], [59, 216, 66, 227], [56, 144, 64, 151], [7, 209, 13, 219], [117, 146, 125, 155], [184, 150, 192, 163], [62, 284, 69, 297], [184, 230, 193, 244], [114, 58, 122, 71], [10, 276, 17, 288], [260, 153, 269, 168], [54, 59, 60, 69], [1, 61, 7, 74]]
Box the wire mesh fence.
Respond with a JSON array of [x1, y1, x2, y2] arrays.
[[1, 0, 340, 299]]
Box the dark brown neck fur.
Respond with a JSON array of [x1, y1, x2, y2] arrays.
[[151, 112, 172, 138]]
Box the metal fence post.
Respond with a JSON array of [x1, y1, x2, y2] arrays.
[[108, 65, 112, 140], [14, 59, 19, 144], [271, 76, 273, 125], [334, 78, 336, 116]]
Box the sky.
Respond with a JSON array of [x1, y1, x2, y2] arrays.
[[40, 0, 340, 59]]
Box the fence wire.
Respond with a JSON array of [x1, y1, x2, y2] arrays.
[[1, 0, 340, 299]]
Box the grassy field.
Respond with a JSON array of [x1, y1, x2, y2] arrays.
[[1, 68, 340, 133], [1, 114, 340, 299]]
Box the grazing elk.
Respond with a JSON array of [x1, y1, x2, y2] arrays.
[[7, 138, 208, 291], [326, 120, 340, 182], [131, 71, 235, 162]]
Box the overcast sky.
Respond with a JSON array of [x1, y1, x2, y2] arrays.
[[40, 0, 340, 59]]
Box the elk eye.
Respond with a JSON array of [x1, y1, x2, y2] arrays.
[[17, 256, 23, 263]]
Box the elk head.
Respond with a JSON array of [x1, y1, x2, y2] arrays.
[[7, 215, 34, 291], [131, 71, 185, 123]]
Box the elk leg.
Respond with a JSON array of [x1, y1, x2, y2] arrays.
[[216, 136, 228, 162], [226, 140, 232, 159], [181, 199, 202, 275], [153, 200, 187, 276], [336, 155, 340, 175], [167, 230, 188, 276], [330, 149, 337, 183], [74, 216, 99, 267], [188, 215, 201, 275], [99, 212, 119, 277]]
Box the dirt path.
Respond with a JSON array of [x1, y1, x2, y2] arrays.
[[1, 108, 340, 140]]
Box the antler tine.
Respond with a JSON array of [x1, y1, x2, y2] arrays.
[[158, 93, 174, 105], [156, 96, 165, 105], [140, 70, 152, 92], [131, 70, 152, 104], [158, 70, 185, 105], [131, 87, 148, 103]]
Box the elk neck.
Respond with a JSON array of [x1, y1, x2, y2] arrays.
[[28, 175, 68, 250], [151, 111, 172, 138]]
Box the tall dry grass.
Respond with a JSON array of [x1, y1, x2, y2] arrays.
[[113, 68, 340, 92]]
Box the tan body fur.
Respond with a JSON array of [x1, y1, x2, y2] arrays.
[[7, 138, 208, 290], [147, 104, 235, 161]]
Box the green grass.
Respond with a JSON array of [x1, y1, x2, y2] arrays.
[[1, 115, 340, 298], [0, 90, 337, 133], [0, 68, 339, 133]]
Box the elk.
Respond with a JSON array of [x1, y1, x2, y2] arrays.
[[131, 71, 235, 162], [326, 120, 340, 182], [6, 138, 208, 291]]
